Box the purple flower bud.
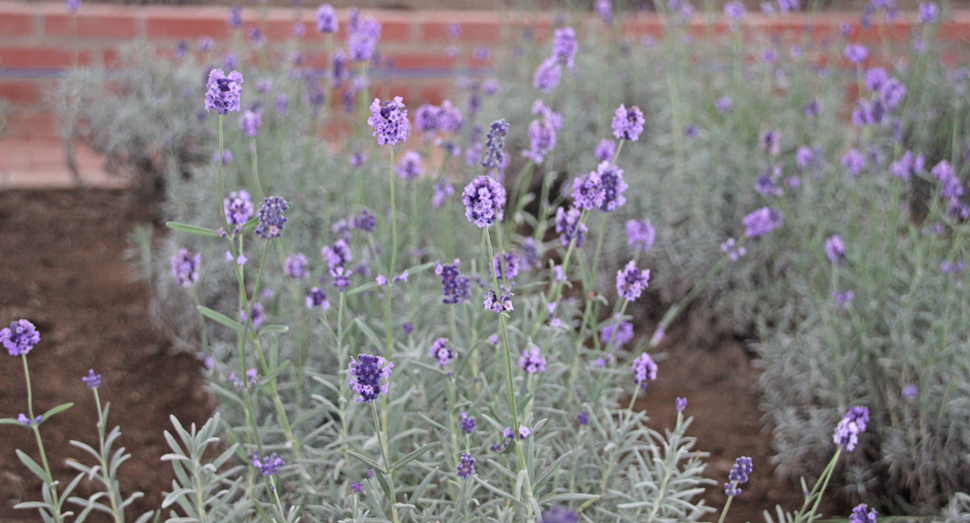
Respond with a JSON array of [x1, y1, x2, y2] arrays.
[[205, 69, 244, 115], [82, 369, 101, 388], [676, 397, 687, 412], [533, 58, 562, 93], [742, 207, 783, 238], [285, 254, 309, 279], [833, 406, 869, 451], [347, 354, 393, 403], [171, 248, 201, 287], [552, 26, 578, 68], [462, 175, 506, 228], [430, 338, 454, 367], [825, 235, 845, 264], [367, 97, 409, 147], [254, 196, 288, 239], [631, 353, 657, 389], [612, 104, 645, 142], [457, 453, 476, 479], [616, 261, 650, 302], [844, 44, 868, 64], [518, 346, 547, 374]]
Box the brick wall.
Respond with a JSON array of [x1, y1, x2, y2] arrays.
[[0, 2, 968, 139]]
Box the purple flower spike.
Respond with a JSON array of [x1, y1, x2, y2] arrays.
[[251, 453, 284, 476], [350, 481, 363, 494], [285, 254, 309, 279], [556, 206, 587, 247], [306, 287, 330, 310], [224, 190, 253, 233], [616, 261, 650, 302], [596, 139, 617, 162], [2, 319, 40, 357], [631, 353, 658, 389], [577, 411, 589, 425], [457, 453, 476, 479], [842, 148, 866, 176], [600, 320, 634, 348], [825, 235, 846, 264], [430, 338, 454, 367], [742, 207, 783, 238], [254, 196, 288, 239], [171, 248, 201, 287], [612, 104, 645, 142], [571, 170, 606, 211], [518, 346, 547, 374], [626, 220, 656, 252], [533, 58, 562, 93], [239, 109, 261, 137], [18, 413, 43, 426], [396, 151, 424, 180], [552, 27, 578, 68], [316, 4, 337, 33], [725, 456, 753, 495], [844, 44, 868, 64], [833, 406, 869, 451], [322, 239, 353, 270], [484, 288, 514, 313], [205, 69, 244, 114], [347, 354, 393, 403], [596, 161, 627, 212], [82, 369, 102, 389], [523, 119, 557, 164], [504, 425, 531, 439], [542, 507, 580, 523], [676, 397, 687, 412], [481, 119, 510, 170], [348, 14, 381, 62], [437, 259, 471, 304], [367, 96, 409, 146], [462, 175, 507, 228], [596, 0, 613, 24], [850, 504, 878, 523], [492, 251, 521, 280]]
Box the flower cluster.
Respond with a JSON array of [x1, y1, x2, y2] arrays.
[[171, 248, 201, 287], [460, 412, 476, 434], [254, 196, 288, 239], [631, 353, 657, 389], [396, 151, 424, 180], [492, 250, 521, 281], [626, 220, 655, 252], [825, 235, 846, 264], [596, 161, 627, 212], [833, 406, 869, 451], [285, 253, 309, 279], [552, 27, 577, 68], [556, 206, 587, 247], [616, 261, 650, 301], [82, 369, 102, 388], [571, 170, 605, 211], [503, 425, 532, 439], [347, 354, 393, 403], [322, 239, 353, 270], [850, 504, 878, 523], [430, 338, 454, 368], [306, 287, 330, 310], [484, 288, 514, 313], [239, 109, 260, 137], [367, 97, 409, 146], [612, 104, 645, 141], [251, 453, 284, 476], [224, 190, 254, 233], [436, 260, 471, 305], [205, 69, 243, 114], [600, 320, 633, 348], [457, 453, 476, 479], [533, 58, 562, 93], [481, 119, 510, 170], [315, 4, 337, 33], [348, 11, 381, 61], [724, 456, 753, 496], [742, 207, 783, 238], [462, 175, 507, 228], [518, 346, 547, 374], [1, 319, 40, 357]]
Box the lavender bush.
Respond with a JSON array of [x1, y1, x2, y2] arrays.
[[30, 0, 970, 521]]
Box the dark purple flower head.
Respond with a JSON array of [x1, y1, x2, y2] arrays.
[[933, 160, 964, 200], [436, 259, 471, 304], [460, 412, 475, 434], [306, 287, 330, 310], [240, 303, 264, 331], [481, 119, 510, 170], [322, 239, 352, 270], [597, 161, 628, 212], [742, 207, 783, 238], [430, 338, 454, 367], [492, 251, 521, 280], [596, 139, 617, 162], [348, 354, 393, 403], [844, 44, 868, 64], [518, 346, 547, 374], [626, 220, 655, 252], [832, 290, 855, 309], [571, 170, 606, 211], [224, 190, 253, 233], [552, 26, 578, 68], [542, 507, 579, 523], [414, 104, 440, 133], [825, 235, 846, 264], [484, 288, 514, 313], [533, 58, 562, 93], [348, 15, 381, 62], [462, 175, 506, 228], [725, 456, 753, 495], [600, 320, 634, 348], [82, 369, 102, 389], [616, 261, 650, 302], [612, 104, 645, 141], [833, 406, 869, 451], [239, 109, 261, 137], [522, 237, 541, 269], [402, 322, 414, 335], [330, 267, 353, 291], [556, 206, 587, 247], [285, 253, 309, 279], [396, 151, 424, 180], [205, 69, 244, 114], [355, 209, 376, 232], [676, 397, 687, 412], [228, 4, 242, 27], [631, 353, 657, 389], [252, 453, 284, 475], [577, 411, 589, 425], [850, 504, 878, 523], [316, 4, 337, 33], [255, 196, 288, 239], [755, 172, 783, 198], [350, 481, 363, 494], [457, 453, 476, 479], [367, 96, 408, 146], [171, 248, 201, 287]]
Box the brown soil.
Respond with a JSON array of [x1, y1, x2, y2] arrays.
[[0, 189, 839, 523], [0, 189, 213, 522]]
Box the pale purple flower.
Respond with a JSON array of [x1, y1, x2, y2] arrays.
[[600, 320, 633, 348], [725, 456, 753, 495], [571, 170, 606, 210], [18, 413, 42, 426], [676, 397, 687, 412], [504, 425, 532, 439], [430, 338, 454, 367], [596, 139, 616, 162], [833, 406, 869, 451], [596, 0, 613, 24], [205, 69, 244, 114], [631, 353, 657, 389], [66, 0, 80, 13], [432, 183, 454, 208], [832, 290, 854, 308], [239, 109, 261, 137], [919, 2, 938, 23], [484, 288, 514, 313], [842, 148, 866, 176], [437, 100, 463, 132], [796, 146, 815, 171], [616, 261, 650, 301], [597, 162, 627, 212], [533, 58, 562, 93], [716, 96, 733, 113], [556, 206, 587, 247], [82, 369, 101, 388], [348, 354, 393, 403], [626, 220, 655, 252], [902, 384, 919, 398], [844, 44, 868, 64], [348, 15, 381, 62], [552, 27, 578, 68], [199, 37, 213, 52], [850, 505, 877, 523], [224, 190, 253, 232], [542, 507, 579, 523], [223, 53, 237, 70], [171, 248, 201, 287], [228, 4, 242, 28], [252, 453, 283, 476], [367, 97, 409, 146], [518, 346, 547, 374], [462, 175, 506, 228], [492, 251, 521, 280], [306, 287, 330, 310], [240, 303, 264, 331], [2, 319, 40, 356], [396, 151, 424, 180], [724, 1, 746, 19], [254, 196, 288, 239], [330, 267, 352, 291], [481, 119, 510, 170], [742, 207, 783, 237], [316, 4, 337, 33], [612, 104, 645, 141], [721, 238, 747, 261], [825, 235, 845, 264], [523, 119, 557, 164]]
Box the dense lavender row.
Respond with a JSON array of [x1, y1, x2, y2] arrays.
[[5, 0, 970, 522]]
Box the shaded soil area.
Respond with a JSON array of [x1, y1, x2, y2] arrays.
[[0, 189, 840, 523], [0, 190, 213, 522]]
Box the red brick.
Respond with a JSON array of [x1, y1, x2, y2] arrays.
[[0, 13, 35, 36], [44, 13, 138, 38], [421, 20, 501, 42], [0, 47, 91, 68], [418, 84, 446, 104], [0, 80, 41, 103], [4, 111, 59, 140], [381, 20, 412, 42], [145, 13, 229, 39], [388, 53, 455, 69]]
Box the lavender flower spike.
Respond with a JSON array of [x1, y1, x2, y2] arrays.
[[481, 119, 510, 169], [347, 354, 394, 403], [171, 248, 201, 287], [742, 207, 783, 238], [457, 453, 476, 479], [631, 352, 658, 389], [316, 4, 337, 33], [239, 109, 261, 137], [367, 96, 409, 146], [612, 104, 645, 142], [850, 504, 878, 523], [571, 170, 606, 211], [724, 456, 753, 495], [556, 206, 587, 247], [518, 346, 547, 374], [430, 338, 454, 367], [626, 220, 656, 252], [254, 196, 288, 239], [616, 261, 650, 302], [2, 319, 40, 356], [224, 190, 253, 233], [533, 58, 562, 93], [597, 161, 628, 212], [462, 175, 507, 228], [82, 369, 102, 389], [205, 69, 244, 114], [833, 406, 869, 451], [552, 26, 578, 69]]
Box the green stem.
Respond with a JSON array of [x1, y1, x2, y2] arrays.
[[716, 492, 736, 523], [251, 137, 265, 200], [94, 390, 124, 523], [386, 147, 397, 353], [370, 402, 400, 523], [22, 355, 61, 520]]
